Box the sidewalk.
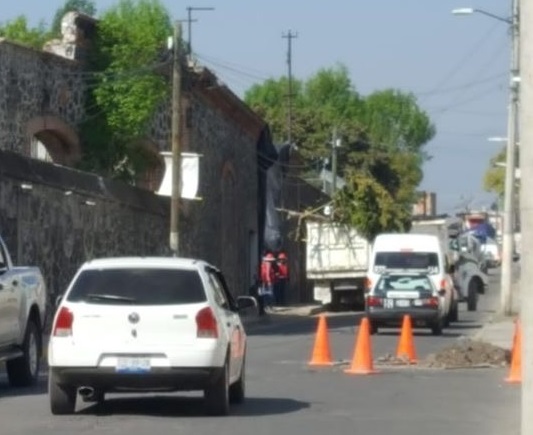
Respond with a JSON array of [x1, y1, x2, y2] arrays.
[[472, 283, 520, 351]]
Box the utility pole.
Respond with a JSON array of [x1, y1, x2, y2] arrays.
[[186, 6, 214, 54], [501, 0, 520, 315], [519, 1, 532, 432], [170, 21, 183, 256], [282, 30, 297, 146], [331, 127, 339, 195]]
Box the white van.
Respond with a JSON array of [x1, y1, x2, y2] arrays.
[[366, 233, 458, 324]]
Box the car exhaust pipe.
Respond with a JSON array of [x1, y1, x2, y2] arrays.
[[78, 386, 95, 398]]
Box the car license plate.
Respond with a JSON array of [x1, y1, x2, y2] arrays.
[[395, 299, 410, 308], [116, 357, 151, 374]]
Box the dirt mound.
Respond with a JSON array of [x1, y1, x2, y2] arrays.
[[422, 339, 511, 369]]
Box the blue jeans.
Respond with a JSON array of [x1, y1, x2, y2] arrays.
[[261, 283, 274, 307]]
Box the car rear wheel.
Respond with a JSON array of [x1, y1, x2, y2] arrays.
[[49, 370, 77, 415], [7, 319, 41, 387], [205, 361, 230, 416], [229, 357, 245, 404]]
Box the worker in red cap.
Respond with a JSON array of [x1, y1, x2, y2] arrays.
[[259, 250, 276, 312], [275, 250, 289, 306]]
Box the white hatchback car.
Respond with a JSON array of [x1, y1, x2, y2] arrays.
[[48, 257, 257, 416]]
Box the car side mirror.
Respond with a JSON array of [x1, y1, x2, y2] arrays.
[[55, 294, 64, 308], [236, 296, 257, 311], [438, 289, 446, 297]]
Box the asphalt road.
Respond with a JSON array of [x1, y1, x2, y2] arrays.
[[0, 269, 520, 435]]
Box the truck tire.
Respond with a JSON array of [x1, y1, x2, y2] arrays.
[[7, 319, 41, 387], [49, 369, 77, 415], [467, 280, 479, 312], [204, 361, 230, 416]]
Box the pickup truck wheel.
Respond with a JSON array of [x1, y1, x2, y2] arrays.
[[49, 369, 76, 415], [204, 361, 230, 416], [229, 356, 245, 404], [6, 319, 41, 387]]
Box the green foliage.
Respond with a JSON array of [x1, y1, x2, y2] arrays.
[[334, 171, 412, 242], [0, 16, 50, 49], [80, 0, 172, 180], [245, 65, 435, 239], [483, 147, 506, 198], [51, 0, 97, 36]]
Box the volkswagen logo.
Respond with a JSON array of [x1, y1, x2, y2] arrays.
[[128, 312, 140, 324]]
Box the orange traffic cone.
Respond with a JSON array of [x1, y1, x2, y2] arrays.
[[344, 317, 378, 375], [505, 319, 522, 383], [308, 314, 333, 366], [396, 315, 417, 363]]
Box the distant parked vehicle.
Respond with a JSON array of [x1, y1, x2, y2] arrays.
[[48, 256, 257, 416], [481, 238, 501, 268], [365, 271, 446, 336], [0, 234, 47, 387]]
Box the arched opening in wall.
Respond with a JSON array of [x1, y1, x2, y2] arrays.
[[26, 116, 82, 166], [133, 140, 165, 191]]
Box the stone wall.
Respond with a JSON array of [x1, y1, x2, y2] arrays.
[[0, 150, 169, 305], [0, 39, 86, 162]]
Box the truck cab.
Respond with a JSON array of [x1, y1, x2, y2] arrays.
[[0, 235, 47, 386]]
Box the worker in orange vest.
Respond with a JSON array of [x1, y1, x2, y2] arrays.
[[275, 251, 289, 306], [260, 251, 276, 312]]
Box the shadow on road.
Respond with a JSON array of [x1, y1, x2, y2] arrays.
[[81, 396, 310, 417], [246, 313, 364, 337], [0, 376, 48, 399]]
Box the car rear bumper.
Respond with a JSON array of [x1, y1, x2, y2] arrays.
[[366, 308, 440, 326], [50, 366, 222, 392]]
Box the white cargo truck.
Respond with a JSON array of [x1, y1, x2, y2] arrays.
[[306, 221, 370, 310]]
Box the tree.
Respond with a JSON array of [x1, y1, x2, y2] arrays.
[[0, 16, 50, 49], [333, 171, 412, 242], [79, 0, 172, 180], [51, 0, 97, 36], [245, 65, 435, 238], [483, 147, 506, 198]]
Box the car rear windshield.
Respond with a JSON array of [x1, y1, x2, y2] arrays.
[[66, 268, 207, 305], [374, 252, 439, 273]]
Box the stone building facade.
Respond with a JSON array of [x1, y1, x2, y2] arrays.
[[0, 12, 265, 302]]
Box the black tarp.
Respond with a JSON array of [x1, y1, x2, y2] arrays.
[[256, 126, 278, 256]]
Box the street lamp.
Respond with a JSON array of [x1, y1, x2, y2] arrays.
[[452, 3, 519, 316]]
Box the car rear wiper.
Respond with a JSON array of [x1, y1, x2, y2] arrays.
[[86, 294, 137, 303]]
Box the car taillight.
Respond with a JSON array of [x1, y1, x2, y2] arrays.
[[196, 307, 218, 338], [367, 296, 383, 307], [53, 307, 73, 337], [423, 297, 439, 307]]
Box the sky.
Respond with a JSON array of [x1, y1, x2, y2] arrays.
[[5, 0, 511, 214]]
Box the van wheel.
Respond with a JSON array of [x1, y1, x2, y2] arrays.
[[467, 281, 479, 312], [7, 319, 41, 387], [431, 319, 444, 336], [448, 299, 459, 323]]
